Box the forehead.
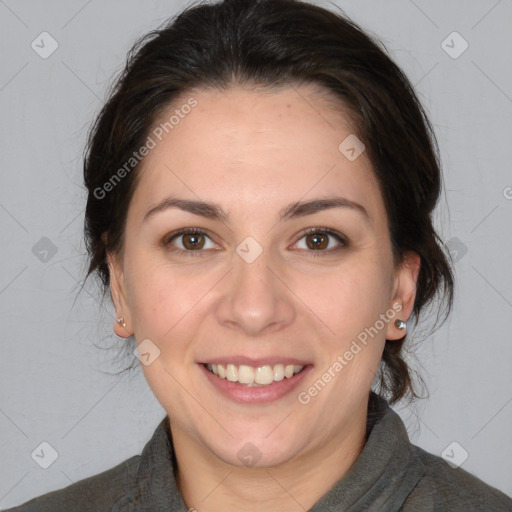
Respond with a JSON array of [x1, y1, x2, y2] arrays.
[[129, 84, 383, 222]]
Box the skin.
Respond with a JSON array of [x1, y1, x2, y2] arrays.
[[108, 84, 420, 511]]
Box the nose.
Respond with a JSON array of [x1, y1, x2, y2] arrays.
[[215, 246, 296, 337]]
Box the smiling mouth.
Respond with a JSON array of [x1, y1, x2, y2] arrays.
[[203, 363, 305, 387]]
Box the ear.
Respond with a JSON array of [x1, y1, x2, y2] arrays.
[[386, 251, 421, 341], [107, 249, 133, 338]]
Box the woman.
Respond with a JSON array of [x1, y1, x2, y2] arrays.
[[6, 0, 511, 510]]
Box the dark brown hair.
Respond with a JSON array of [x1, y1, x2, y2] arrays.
[[83, 0, 454, 405]]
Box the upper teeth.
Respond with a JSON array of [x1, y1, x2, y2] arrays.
[[206, 363, 304, 386]]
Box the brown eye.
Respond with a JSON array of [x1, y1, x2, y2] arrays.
[[163, 228, 217, 255], [305, 232, 329, 250], [294, 228, 348, 256], [182, 232, 205, 250]]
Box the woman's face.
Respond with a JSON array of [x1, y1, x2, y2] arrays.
[[109, 84, 419, 468]]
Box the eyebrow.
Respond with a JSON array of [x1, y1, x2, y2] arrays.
[[143, 196, 371, 224]]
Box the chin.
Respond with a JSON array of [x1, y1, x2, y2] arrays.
[[206, 431, 303, 469]]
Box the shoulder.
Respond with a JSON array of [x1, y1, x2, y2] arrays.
[[402, 444, 512, 511], [3, 455, 141, 512]]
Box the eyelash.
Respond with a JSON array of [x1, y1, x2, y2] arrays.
[[162, 227, 349, 258]]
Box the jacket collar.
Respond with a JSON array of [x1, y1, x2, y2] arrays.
[[310, 392, 427, 511], [132, 415, 188, 511], [131, 392, 426, 511]]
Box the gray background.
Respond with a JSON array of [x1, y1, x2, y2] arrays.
[[1, 0, 511, 507]]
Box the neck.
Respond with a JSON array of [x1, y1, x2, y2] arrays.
[[171, 400, 369, 512]]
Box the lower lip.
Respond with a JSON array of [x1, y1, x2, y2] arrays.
[[199, 364, 313, 404]]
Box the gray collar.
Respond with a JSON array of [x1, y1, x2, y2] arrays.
[[126, 392, 425, 511], [310, 392, 426, 511]]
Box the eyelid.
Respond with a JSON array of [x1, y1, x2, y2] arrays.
[[162, 227, 213, 244]]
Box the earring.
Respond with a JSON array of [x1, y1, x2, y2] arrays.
[[394, 319, 406, 330], [116, 317, 126, 327]]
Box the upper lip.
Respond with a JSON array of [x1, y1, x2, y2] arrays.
[[200, 356, 312, 367]]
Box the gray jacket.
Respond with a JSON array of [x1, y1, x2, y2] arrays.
[[5, 392, 512, 511]]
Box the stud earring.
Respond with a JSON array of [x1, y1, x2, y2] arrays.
[[394, 319, 406, 330], [116, 317, 126, 327]]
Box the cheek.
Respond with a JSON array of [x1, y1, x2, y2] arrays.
[[300, 256, 392, 387], [129, 274, 181, 338], [305, 256, 390, 327], [124, 257, 216, 343]]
